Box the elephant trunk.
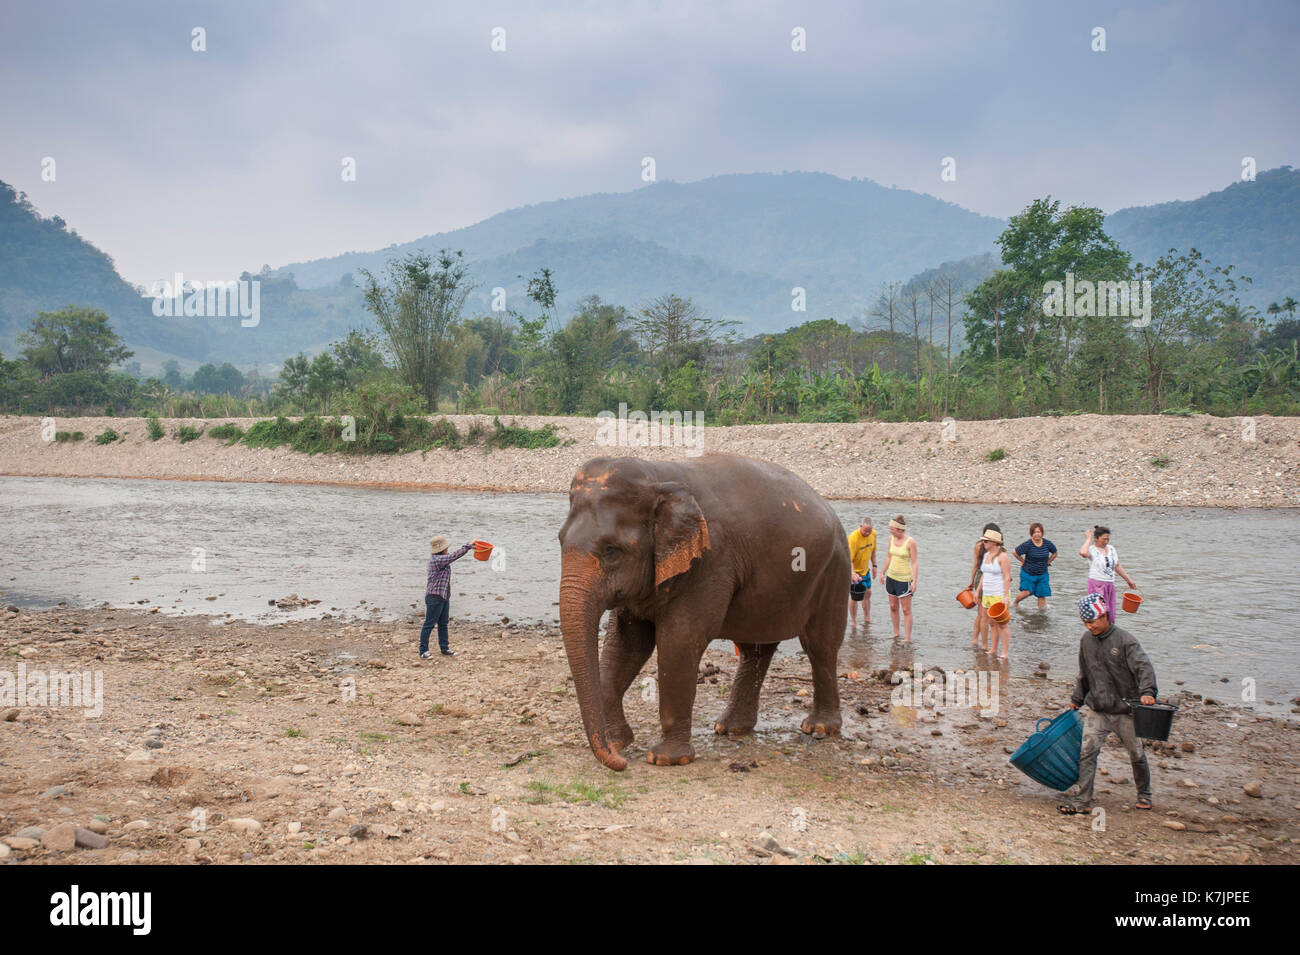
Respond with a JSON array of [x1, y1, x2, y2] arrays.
[[559, 550, 627, 772]]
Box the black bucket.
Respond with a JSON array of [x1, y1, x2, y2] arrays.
[[1126, 699, 1178, 741]]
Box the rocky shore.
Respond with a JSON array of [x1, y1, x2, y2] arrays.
[[1, 412, 1298, 507], [1, 606, 1296, 864]]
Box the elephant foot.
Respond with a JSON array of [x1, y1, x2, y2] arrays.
[[713, 712, 756, 736], [800, 714, 842, 737], [646, 739, 696, 766], [608, 720, 635, 752]]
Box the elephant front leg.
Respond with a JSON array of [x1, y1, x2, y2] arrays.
[[600, 612, 655, 752], [715, 641, 776, 735], [647, 629, 708, 766]]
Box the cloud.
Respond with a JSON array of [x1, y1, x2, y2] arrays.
[[0, 0, 1296, 283]]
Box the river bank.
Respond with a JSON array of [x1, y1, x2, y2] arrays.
[[1, 606, 1296, 865], [2, 412, 1298, 507]]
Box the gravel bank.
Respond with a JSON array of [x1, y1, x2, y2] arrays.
[[2, 413, 1298, 507], [2, 606, 1295, 865]]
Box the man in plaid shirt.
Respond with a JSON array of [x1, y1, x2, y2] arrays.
[[420, 535, 474, 658]]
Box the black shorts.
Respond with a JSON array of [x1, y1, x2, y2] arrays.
[[885, 576, 912, 598]]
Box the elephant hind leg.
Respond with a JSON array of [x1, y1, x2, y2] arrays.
[[601, 612, 655, 752], [715, 642, 776, 735], [798, 606, 845, 737]]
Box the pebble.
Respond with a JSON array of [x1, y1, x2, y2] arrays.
[[145, 738, 164, 749], [185, 839, 201, 856], [38, 785, 68, 799], [16, 826, 45, 840], [0, 843, 9, 859], [1162, 820, 1187, 831], [290, 764, 309, 775], [288, 821, 301, 835], [87, 819, 109, 835], [0, 708, 19, 721], [1243, 781, 1264, 798], [3, 837, 38, 851], [348, 824, 369, 840], [123, 820, 150, 831], [227, 818, 262, 834], [326, 807, 346, 820]]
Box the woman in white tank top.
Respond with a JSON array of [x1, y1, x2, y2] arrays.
[[974, 527, 1013, 659]]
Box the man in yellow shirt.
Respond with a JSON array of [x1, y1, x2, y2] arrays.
[[847, 517, 877, 625]]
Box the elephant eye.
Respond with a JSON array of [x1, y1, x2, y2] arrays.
[[602, 544, 620, 560]]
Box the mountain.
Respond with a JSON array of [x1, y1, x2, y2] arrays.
[[0, 181, 209, 362], [1104, 165, 1300, 310], [275, 172, 1009, 331]]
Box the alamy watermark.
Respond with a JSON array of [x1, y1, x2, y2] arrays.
[[595, 403, 704, 455], [1, 663, 104, 717], [890, 666, 999, 715], [150, 272, 260, 327], [1043, 272, 1151, 328]]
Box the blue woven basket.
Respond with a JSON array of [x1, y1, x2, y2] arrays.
[[1009, 709, 1084, 791]]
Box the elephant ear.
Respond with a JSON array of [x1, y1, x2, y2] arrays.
[[652, 482, 710, 588]]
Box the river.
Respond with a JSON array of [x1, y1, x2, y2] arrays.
[[1, 476, 1295, 709]]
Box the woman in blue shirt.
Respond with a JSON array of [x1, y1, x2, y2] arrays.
[[1012, 522, 1057, 609]]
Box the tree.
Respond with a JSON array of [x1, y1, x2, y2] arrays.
[[359, 250, 473, 410], [1132, 248, 1247, 412], [18, 306, 133, 377], [631, 294, 731, 391]]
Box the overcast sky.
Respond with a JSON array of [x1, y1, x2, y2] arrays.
[[2, 0, 1297, 286]]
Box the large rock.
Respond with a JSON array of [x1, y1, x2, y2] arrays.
[[42, 824, 77, 851], [75, 828, 109, 850]]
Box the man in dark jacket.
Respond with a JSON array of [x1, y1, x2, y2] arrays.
[[1060, 592, 1158, 814]]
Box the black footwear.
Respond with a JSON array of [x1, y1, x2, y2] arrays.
[[440, 649, 456, 657]]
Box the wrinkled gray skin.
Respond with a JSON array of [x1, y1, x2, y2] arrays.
[[558, 453, 850, 770]]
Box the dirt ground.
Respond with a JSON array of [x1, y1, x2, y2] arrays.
[[2, 606, 1296, 865], [2, 412, 1298, 507]]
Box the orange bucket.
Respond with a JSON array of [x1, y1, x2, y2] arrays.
[[473, 539, 493, 561], [988, 600, 1010, 623], [1122, 590, 1143, 614], [956, 588, 976, 610]]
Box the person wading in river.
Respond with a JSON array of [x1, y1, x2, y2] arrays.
[[847, 516, 878, 626], [419, 535, 475, 658], [968, 521, 1000, 651], [1060, 592, 1157, 815], [879, 515, 918, 642], [1013, 522, 1058, 610], [974, 527, 1013, 659], [1079, 526, 1137, 625]]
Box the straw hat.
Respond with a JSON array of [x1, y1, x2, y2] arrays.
[[429, 535, 451, 553], [980, 528, 1003, 544]]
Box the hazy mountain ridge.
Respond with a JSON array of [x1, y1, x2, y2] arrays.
[[2, 168, 1295, 371]]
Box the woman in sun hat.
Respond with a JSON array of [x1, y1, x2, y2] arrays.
[[968, 521, 1000, 651], [974, 526, 1013, 659]]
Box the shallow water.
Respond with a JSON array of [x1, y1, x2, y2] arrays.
[[1, 476, 1295, 708]]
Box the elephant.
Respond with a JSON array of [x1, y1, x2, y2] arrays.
[[557, 453, 850, 770]]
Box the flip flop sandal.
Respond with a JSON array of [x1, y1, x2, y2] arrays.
[[1058, 804, 1091, 815], [1135, 797, 1152, 810]]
